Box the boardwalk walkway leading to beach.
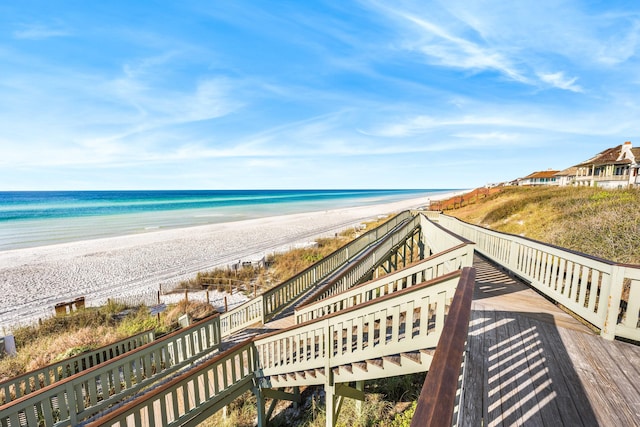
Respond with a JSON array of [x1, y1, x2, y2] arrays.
[[6, 211, 640, 427], [462, 255, 640, 427]]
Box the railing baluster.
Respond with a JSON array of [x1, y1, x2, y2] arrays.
[[438, 213, 640, 341]]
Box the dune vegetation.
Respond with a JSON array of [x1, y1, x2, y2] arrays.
[[443, 185, 640, 264]]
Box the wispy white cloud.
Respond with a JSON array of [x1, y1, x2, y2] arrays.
[[537, 71, 582, 92], [398, 12, 528, 83], [360, 0, 640, 93], [13, 23, 70, 40]]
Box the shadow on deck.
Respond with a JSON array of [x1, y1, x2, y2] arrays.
[[463, 255, 640, 426]]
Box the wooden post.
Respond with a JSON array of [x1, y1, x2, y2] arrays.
[[224, 296, 228, 313], [355, 381, 364, 415], [158, 285, 162, 326]]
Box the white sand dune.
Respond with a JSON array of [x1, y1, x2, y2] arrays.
[[0, 192, 461, 331]]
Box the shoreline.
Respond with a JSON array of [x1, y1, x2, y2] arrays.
[[0, 190, 464, 331]]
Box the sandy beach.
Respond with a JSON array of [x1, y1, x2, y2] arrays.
[[0, 192, 460, 331]]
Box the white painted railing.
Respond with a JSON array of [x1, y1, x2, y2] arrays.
[[0, 315, 221, 427], [420, 210, 441, 221], [420, 214, 471, 255], [295, 244, 474, 324], [220, 296, 264, 338], [437, 213, 640, 341], [255, 271, 463, 386]]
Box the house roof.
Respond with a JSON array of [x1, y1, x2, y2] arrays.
[[575, 144, 640, 167], [554, 166, 578, 177], [522, 170, 560, 179]]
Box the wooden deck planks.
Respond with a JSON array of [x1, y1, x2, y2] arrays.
[[491, 310, 527, 426], [466, 255, 640, 427], [521, 315, 593, 426], [460, 309, 487, 426], [565, 329, 640, 425]]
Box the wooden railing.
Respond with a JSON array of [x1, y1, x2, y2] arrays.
[[0, 330, 154, 405], [220, 296, 264, 338], [85, 268, 472, 427], [260, 211, 413, 322], [411, 267, 475, 427], [0, 315, 221, 427], [295, 244, 474, 324], [298, 215, 422, 307], [86, 339, 256, 427], [255, 271, 463, 387], [437, 213, 640, 341], [419, 214, 473, 255], [219, 211, 414, 337]]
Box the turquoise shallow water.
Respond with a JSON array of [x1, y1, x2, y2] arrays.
[[0, 189, 452, 251]]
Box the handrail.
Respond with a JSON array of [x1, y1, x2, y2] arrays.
[[260, 211, 413, 322], [295, 244, 473, 324], [87, 268, 469, 427], [437, 213, 640, 341], [255, 271, 463, 385], [85, 339, 256, 427], [218, 211, 413, 336], [419, 214, 473, 255], [0, 314, 221, 427], [411, 267, 476, 427], [299, 214, 473, 309], [0, 330, 154, 405], [298, 215, 422, 307]]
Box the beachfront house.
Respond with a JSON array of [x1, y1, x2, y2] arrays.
[[554, 166, 577, 187], [573, 142, 640, 188], [518, 169, 560, 186]]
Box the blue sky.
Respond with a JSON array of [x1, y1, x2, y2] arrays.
[[1, 1, 639, 190]]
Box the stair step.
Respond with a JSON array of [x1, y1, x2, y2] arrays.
[[420, 348, 435, 356], [366, 358, 383, 369], [306, 370, 316, 378], [401, 351, 421, 364], [341, 364, 353, 374], [383, 355, 401, 366], [352, 362, 368, 372]]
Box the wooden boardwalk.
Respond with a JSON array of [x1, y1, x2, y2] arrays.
[[462, 255, 640, 426]]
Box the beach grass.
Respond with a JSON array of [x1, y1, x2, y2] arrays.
[[170, 217, 388, 297], [444, 185, 640, 264], [0, 300, 215, 382]]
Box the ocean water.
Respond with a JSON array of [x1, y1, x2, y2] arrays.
[[0, 189, 451, 251]]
